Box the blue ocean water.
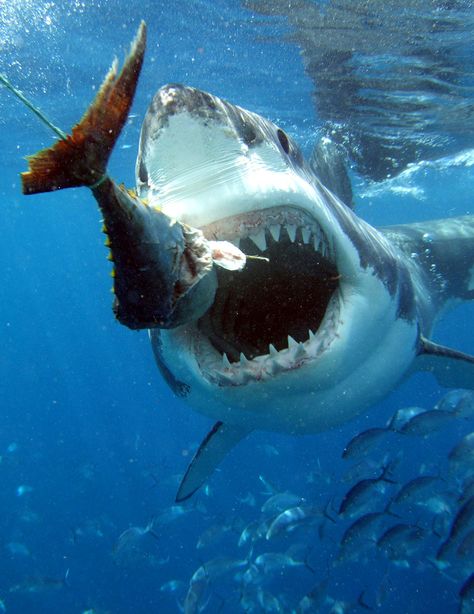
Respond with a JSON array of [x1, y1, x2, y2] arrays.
[[1, 2, 474, 613]]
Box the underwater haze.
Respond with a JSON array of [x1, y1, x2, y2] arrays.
[[1, 1, 474, 613]]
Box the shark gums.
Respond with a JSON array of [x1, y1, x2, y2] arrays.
[[12, 23, 474, 500]]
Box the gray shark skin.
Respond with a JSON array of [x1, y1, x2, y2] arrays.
[[136, 84, 474, 501]]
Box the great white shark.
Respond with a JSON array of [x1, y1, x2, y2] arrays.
[[12, 23, 474, 501]]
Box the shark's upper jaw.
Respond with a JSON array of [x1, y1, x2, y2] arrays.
[[136, 84, 346, 385]]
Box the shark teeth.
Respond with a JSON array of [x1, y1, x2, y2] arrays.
[[203, 206, 333, 261], [268, 343, 278, 357], [249, 221, 328, 252], [269, 224, 281, 242], [287, 334, 298, 350], [207, 324, 334, 387], [301, 227, 311, 244], [249, 229, 267, 252], [285, 224, 297, 243], [240, 352, 251, 366], [198, 206, 339, 386]]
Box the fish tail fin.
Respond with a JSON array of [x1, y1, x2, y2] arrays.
[[323, 496, 337, 523], [380, 457, 399, 484], [303, 547, 316, 574], [383, 501, 401, 518], [21, 21, 146, 195]]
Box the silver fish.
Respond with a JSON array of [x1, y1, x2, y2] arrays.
[[261, 492, 306, 515], [266, 505, 323, 540]]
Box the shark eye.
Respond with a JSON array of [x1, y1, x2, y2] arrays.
[[277, 129, 290, 154]]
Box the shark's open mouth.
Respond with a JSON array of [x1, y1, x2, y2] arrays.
[[195, 206, 341, 385]]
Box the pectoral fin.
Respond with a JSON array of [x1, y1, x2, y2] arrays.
[[416, 336, 474, 389], [176, 422, 251, 502]]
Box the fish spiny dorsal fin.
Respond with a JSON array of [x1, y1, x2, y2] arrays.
[[21, 21, 146, 195]]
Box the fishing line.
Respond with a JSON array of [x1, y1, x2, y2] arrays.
[[0, 73, 67, 140]]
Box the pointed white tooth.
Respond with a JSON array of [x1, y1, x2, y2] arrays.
[[222, 353, 232, 369], [268, 343, 278, 357], [240, 352, 251, 366], [287, 335, 298, 350], [269, 224, 281, 242], [249, 229, 267, 252], [286, 224, 297, 243], [308, 330, 316, 342], [314, 236, 322, 253], [302, 227, 311, 244]]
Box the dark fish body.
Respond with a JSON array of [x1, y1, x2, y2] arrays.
[[338, 467, 395, 518], [457, 529, 474, 561], [437, 495, 474, 561], [338, 512, 389, 561], [376, 523, 425, 562], [387, 407, 427, 431], [93, 178, 216, 329], [461, 478, 474, 504], [391, 475, 448, 513], [342, 427, 390, 459], [398, 409, 455, 436], [449, 433, 474, 479], [447, 496, 474, 543], [459, 573, 474, 611], [18, 22, 218, 331]]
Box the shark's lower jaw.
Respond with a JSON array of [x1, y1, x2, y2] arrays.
[[193, 206, 341, 386]]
